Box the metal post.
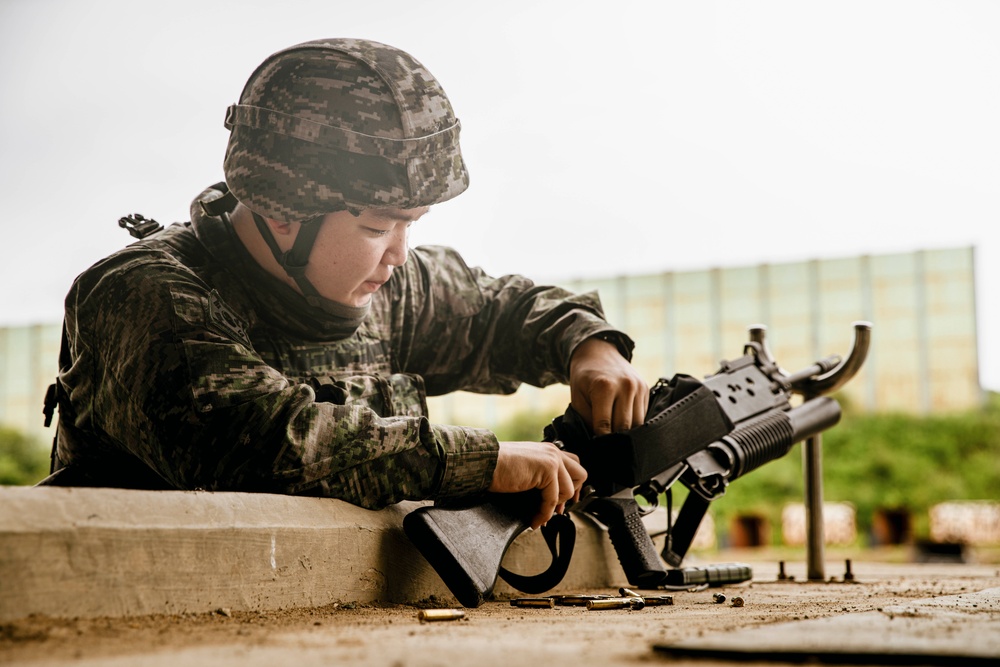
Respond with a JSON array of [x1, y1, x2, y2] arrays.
[[750, 320, 870, 583], [804, 433, 825, 581]]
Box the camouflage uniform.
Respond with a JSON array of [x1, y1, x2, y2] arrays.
[[43, 38, 635, 508], [46, 183, 632, 508]]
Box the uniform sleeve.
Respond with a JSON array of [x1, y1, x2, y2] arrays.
[[61, 253, 496, 507], [385, 245, 634, 396]]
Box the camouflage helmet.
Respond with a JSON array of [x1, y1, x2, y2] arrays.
[[223, 38, 469, 223]]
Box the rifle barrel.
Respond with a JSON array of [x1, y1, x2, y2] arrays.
[[788, 396, 842, 443]]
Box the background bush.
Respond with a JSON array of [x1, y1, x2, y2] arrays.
[[0, 426, 49, 486]]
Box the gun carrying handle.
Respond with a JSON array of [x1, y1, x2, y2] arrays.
[[588, 496, 666, 588], [750, 321, 872, 397], [799, 321, 872, 396]]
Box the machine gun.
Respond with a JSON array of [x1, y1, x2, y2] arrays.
[[403, 323, 871, 607]]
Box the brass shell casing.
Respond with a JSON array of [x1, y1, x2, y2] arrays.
[[510, 598, 556, 608], [642, 595, 674, 606], [554, 595, 613, 606], [417, 609, 466, 622], [586, 597, 645, 611]]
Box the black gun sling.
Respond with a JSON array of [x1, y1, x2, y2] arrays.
[[497, 512, 575, 593]]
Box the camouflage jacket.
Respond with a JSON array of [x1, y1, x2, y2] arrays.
[[48, 184, 633, 508]]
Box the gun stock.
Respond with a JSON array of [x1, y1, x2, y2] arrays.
[[403, 499, 528, 608], [404, 492, 576, 607]]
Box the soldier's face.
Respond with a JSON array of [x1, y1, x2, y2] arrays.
[[304, 206, 429, 307]]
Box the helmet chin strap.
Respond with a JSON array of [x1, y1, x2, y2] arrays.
[[248, 210, 372, 324], [250, 210, 328, 299]]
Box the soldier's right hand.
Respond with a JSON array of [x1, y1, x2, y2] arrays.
[[490, 441, 587, 530]]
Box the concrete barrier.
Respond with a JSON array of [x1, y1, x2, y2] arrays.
[[0, 486, 631, 621]]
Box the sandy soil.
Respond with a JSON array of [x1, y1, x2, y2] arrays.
[[3, 558, 999, 666]]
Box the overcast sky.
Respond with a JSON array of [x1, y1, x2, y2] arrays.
[[1, 0, 997, 389]]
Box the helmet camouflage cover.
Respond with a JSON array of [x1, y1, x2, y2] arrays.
[[223, 38, 469, 222]]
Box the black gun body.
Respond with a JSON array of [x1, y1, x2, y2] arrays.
[[580, 352, 841, 585], [404, 327, 867, 606], [685, 396, 841, 500], [662, 396, 841, 566]]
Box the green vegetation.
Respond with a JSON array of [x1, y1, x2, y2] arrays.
[[493, 409, 558, 442], [0, 426, 49, 486], [821, 391, 1000, 537], [493, 392, 1000, 545]]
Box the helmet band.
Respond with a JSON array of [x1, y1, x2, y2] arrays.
[[225, 104, 461, 160]]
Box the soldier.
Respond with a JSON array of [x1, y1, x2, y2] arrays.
[[42, 38, 647, 530]]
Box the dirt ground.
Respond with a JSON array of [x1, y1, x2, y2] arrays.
[[3, 554, 999, 666]]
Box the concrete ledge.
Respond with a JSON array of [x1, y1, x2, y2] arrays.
[[0, 486, 628, 621]]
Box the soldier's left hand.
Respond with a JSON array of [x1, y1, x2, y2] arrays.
[[568, 336, 648, 436]]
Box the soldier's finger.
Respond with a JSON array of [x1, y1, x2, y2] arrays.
[[557, 460, 575, 504], [533, 474, 559, 530], [633, 387, 648, 426], [588, 383, 616, 436], [612, 389, 634, 433], [563, 452, 587, 491]]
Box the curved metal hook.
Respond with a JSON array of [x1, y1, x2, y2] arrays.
[[797, 321, 873, 397], [746, 321, 872, 397]]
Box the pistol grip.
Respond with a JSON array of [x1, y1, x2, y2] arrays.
[[588, 496, 666, 588]]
